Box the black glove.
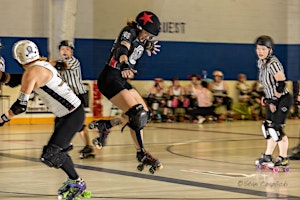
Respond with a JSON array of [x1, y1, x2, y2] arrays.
[[119, 61, 132, 71], [54, 60, 66, 70], [265, 96, 279, 107], [0, 114, 10, 127]]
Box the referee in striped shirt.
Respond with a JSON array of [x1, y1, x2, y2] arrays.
[[254, 35, 292, 168], [54, 40, 93, 158]]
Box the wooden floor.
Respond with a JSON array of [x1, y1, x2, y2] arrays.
[[1, 119, 300, 200]]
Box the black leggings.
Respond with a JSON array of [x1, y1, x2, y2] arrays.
[[47, 104, 85, 179]]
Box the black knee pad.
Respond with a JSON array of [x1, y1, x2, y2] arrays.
[[268, 123, 285, 142], [40, 143, 70, 168], [125, 104, 148, 131], [261, 121, 271, 139]]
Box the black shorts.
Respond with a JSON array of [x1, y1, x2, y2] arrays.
[[266, 93, 292, 124], [97, 65, 133, 99], [49, 104, 85, 149]]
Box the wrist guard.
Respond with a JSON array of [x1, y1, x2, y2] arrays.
[[120, 61, 132, 71], [265, 96, 279, 106], [54, 60, 67, 70], [0, 114, 10, 126]]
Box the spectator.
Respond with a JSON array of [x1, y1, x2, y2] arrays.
[[167, 77, 189, 121], [211, 70, 233, 120], [185, 74, 202, 109], [187, 81, 222, 123], [251, 80, 265, 120]]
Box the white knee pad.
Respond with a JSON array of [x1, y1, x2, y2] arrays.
[[268, 127, 282, 142]]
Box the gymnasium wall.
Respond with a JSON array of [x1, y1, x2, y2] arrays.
[[0, 0, 299, 81]]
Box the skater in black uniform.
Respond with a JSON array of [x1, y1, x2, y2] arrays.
[[0, 40, 89, 199], [95, 11, 163, 173], [254, 36, 292, 171]]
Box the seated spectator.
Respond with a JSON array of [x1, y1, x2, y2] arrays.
[[187, 81, 222, 123], [146, 78, 168, 122], [236, 74, 252, 103], [211, 70, 233, 119], [185, 74, 202, 109], [167, 77, 190, 121]]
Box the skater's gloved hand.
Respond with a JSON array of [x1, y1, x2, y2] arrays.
[[264, 97, 278, 112], [145, 40, 160, 56], [0, 114, 10, 127], [120, 61, 137, 79]]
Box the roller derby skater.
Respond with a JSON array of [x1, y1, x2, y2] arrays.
[[254, 36, 292, 173], [96, 11, 163, 173], [0, 40, 90, 199]]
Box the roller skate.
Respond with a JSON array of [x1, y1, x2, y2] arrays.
[[79, 145, 95, 159], [272, 156, 290, 173], [89, 120, 111, 150], [255, 154, 274, 170], [58, 178, 91, 200], [136, 150, 163, 174]]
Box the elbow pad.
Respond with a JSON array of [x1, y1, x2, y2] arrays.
[[5, 74, 23, 88], [114, 45, 129, 60], [276, 81, 285, 93]]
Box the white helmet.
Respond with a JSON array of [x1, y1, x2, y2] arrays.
[[13, 40, 40, 65]]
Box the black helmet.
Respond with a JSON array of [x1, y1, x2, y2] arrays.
[[136, 11, 160, 36], [255, 35, 274, 49], [58, 40, 75, 50]]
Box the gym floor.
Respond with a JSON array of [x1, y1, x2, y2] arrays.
[[0, 119, 300, 200]]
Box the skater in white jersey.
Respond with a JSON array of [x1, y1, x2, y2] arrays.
[[0, 40, 89, 199]]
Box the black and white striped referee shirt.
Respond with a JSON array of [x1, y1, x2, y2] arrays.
[[258, 55, 289, 99], [58, 56, 86, 95], [0, 56, 5, 72]]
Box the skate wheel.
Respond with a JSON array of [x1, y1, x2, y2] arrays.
[[283, 167, 290, 172], [82, 190, 92, 198], [272, 167, 279, 173], [149, 167, 156, 174], [88, 122, 95, 129], [137, 164, 144, 171], [256, 164, 263, 170]]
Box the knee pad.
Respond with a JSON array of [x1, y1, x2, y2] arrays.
[[268, 123, 285, 142], [40, 143, 70, 168], [125, 104, 148, 131], [261, 121, 270, 139]]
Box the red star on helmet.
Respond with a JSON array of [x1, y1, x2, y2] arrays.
[[139, 12, 153, 25]]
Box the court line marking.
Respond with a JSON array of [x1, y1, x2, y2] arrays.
[[0, 152, 299, 199]]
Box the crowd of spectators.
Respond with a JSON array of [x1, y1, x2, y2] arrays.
[[145, 71, 265, 123]]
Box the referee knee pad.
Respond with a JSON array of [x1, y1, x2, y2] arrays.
[[261, 121, 271, 139], [40, 143, 71, 168], [125, 104, 148, 131], [268, 123, 285, 142]]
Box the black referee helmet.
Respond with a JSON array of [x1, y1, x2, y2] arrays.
[[59, 40, 75, 50], [255, 35, 274, 49], [136, 11, 160, 36]]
